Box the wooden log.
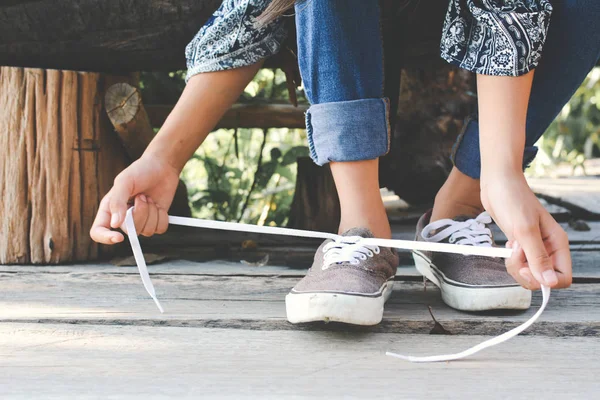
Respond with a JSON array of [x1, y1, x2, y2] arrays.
[[0, 0, 221, 73], [145, 103, 309, 130], [104, 82, 191, 217], [105, 83, 156, 160], [287, 157, 340, 233], [0, 67, 130, 264]]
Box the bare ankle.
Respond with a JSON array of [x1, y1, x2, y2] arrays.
[[431, 167, 484, 222]]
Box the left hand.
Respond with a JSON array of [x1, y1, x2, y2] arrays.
[[481, 172, 572, 290]]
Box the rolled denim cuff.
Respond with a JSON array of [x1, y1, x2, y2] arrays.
[[451, 118, 538, 179], [306, 98, 391, 166]]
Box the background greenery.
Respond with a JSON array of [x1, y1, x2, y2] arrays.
[[140, 66, 600, 221], [530, 66, 600, 176], [140, 69, 309, 225]]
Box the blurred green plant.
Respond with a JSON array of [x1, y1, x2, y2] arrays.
[[140, 68, 309, 224], [530, 67, 600, 176], [182, 128, 308, 225]]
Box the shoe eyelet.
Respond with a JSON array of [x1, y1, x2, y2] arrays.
[[366, 251, 373, 257], [360, 254, 367, 260], [374, 247, 380, 254], [352, 260, 360, 265]]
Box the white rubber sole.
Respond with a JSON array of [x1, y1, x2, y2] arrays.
[[285, 281, 394, 326], [413, 251, 531, 311]]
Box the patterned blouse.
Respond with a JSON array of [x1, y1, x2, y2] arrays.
[[186, 0, 552, 81]]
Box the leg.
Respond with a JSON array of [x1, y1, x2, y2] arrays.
[[433, 0, 600, 221], [286, 0, 398, 326], [296, 0, 391, 238]]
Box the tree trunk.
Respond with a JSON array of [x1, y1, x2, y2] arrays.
[[0, 0, 221, 73], [380, 66, 477, 205], [0, 67, 130, 264], [287, 157, 340, 233]]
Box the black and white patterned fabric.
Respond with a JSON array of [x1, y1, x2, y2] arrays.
[[441, 0, 553, 76], [185, 0, 552, 80], [185, 0, 288, 81]]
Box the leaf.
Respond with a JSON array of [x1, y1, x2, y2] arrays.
[[281, 146, 310, 166], [255, 161, 278, 190], [275, 165, 295, 182], [428, 306, 452, 335]]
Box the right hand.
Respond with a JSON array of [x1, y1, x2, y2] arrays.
[[90, 153, 181, 244]]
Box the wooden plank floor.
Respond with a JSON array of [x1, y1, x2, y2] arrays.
[[2, 253, 600, 399], [2, 203, 600, 398], [1, 324, 599, 399]]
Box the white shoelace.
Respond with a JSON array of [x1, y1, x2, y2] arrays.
[[322, 238, 380, 269], [124, 207, 550, 363], [421, 212, 493, 247]]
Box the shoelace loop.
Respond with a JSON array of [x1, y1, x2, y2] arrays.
[[322, 237, 380, 270], [421, 212, 493, 247]]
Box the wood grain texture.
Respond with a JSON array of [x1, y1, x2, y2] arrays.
[[105, 83, 154, 160], [0, 67, 129, 263], [1, 323, 598, 399], [528, 177, 600, 217], [2, 267, 600, 336], [0, 0, 222, 72]]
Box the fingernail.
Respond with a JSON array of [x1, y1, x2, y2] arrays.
[[111, 213, 119, 227], [148, 197, 154, 204], [542, 270, 558, 286], [519, 269, 532, 284], [512, 241, 520, 251], [140, 194, 147, 203], [110, 236, 121, 244]]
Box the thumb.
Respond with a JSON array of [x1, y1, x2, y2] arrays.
[[109, 175, 135, 229], [514, 222, 558, 287]]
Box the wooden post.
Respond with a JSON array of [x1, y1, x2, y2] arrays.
[[104, 83, 191, 217], [0, 67, 130, 264]]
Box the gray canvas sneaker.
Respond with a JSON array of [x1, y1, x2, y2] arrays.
[[286, 228, 399, 326], [414, 210, 531, 311]]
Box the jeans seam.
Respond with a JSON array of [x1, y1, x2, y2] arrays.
[[383, 98, 391, 155], [305, 110, 318, 163]]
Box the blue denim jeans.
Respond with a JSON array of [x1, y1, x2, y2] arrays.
[[296, 0, 600, 177]]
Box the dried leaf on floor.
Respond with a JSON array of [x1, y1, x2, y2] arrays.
[[241, 254, 269, 267], [428, 306, 452, 335]]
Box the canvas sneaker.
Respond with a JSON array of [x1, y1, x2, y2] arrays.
[[413, 210, 531, 311], [286, 227, 399, 325]]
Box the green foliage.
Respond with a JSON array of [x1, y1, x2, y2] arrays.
[[531, 67, 600, 175], [140, 68, 309, 224], [182, 128, 307, 225]]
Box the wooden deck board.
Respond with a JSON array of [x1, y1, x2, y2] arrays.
[[528, 177, 600, 216], [3, 246, 599, 279], [0, 323, 598, 399], [1, 267, 599, 336]]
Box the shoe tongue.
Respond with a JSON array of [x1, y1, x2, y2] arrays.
[[340, 227, 374, 238], [453, 214, 476, 222]]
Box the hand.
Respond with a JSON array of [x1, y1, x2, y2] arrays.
[[90, 153, 181, 244], [481, 172, 572, 290]]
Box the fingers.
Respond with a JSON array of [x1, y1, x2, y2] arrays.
[[109, 174, 135, 229], [540, 212, 572, 288], [90, 193, 125, 245], [121, 195, 166, 238], [513, 219, 558, 288], [506, 241, 540, 290], [156, 205, 169, 235], [141, 198, 159, 237]]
